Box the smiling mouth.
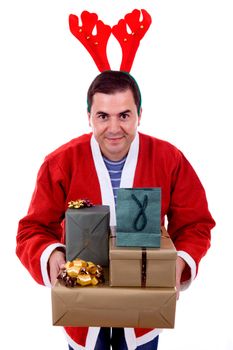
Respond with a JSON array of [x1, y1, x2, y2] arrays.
[[108, 137, 123, 140], [106, 135, 125, 140], [106, 137, 124, 143]]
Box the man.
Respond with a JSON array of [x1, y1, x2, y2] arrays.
[[16, 70, 215, 349]]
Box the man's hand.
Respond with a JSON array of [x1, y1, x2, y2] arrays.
[[48, 248, 66, 287], [176, 256, 186, 300]]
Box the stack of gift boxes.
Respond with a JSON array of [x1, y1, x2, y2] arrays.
[[52, 189, 177, 328]]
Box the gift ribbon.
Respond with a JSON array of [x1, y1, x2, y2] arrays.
[[131, 194, 148, 231], [140, 228, 170, 287], [68, 199, 93, 209], [58, 259, 104, 287], [141, 247, 147, 287]]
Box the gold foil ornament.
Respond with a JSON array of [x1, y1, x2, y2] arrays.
[[68, 199, 93, 209], [58, 258, 104, 287]]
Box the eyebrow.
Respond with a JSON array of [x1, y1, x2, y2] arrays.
[[96, 111, 109, 116], [119, 109, 131, 115], [96, 109, 132, 116]]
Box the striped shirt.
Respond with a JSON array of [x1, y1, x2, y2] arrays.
[[102, 156, 127, 204]]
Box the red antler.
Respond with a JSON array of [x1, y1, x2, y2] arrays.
[[112, 9, 152, 72], [69, 11, 111, 72]]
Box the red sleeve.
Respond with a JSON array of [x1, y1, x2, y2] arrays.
[[16, 159, 67, 285], [167, 151, 215, 282]]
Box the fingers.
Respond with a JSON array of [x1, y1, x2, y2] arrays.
[[48, 249, 66, 286], [176, 256, 186, 300], [176, 281, 181, 300]]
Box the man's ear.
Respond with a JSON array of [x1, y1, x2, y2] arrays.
[[87, 111, 91, 127], [138, 107, 142, 126]]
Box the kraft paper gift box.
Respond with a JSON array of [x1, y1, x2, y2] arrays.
[[52, 279, 176, 328], [110, 227, 177, 287], [116, 188, 161, 247], [65, 205, 110, 266]]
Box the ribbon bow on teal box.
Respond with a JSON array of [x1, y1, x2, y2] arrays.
[[116, 188, 161, 247]]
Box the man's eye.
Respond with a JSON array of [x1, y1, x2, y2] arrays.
[[98, 114, 108, 120], [120, 113, 129, 120]]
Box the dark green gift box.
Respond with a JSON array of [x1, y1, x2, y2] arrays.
[[65, 206, 110, 266], [116, 188, 161, 247]]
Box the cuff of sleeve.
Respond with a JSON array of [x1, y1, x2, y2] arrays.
[[40, 243, 66, 287], [177, 250, 196, 291]]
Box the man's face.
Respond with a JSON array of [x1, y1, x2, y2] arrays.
[[88, 89, 141, 161]]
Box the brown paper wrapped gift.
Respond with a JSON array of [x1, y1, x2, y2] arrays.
[[110, 227, 177, 287], [52, 279, 176, 328]]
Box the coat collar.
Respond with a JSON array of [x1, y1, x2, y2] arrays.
[[90, 132, 139, 225]]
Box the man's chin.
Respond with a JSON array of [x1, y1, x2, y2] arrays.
[[102, 145, 128, 161]]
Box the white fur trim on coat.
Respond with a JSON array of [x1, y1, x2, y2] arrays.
[[177, 250, 197, 290], [90, 133, 139, 226], [124, 328, 162, 349]]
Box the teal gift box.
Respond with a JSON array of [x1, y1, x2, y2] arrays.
[[116, 188, 161, 247]]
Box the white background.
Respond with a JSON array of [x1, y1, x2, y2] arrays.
[[1, 0, 233, 349]]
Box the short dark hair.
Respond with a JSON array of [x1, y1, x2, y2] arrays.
[[87, 70, 141, 114]]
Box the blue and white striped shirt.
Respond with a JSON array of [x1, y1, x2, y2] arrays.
[[102, 156, 127, 204]]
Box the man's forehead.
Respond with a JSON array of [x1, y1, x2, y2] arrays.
[[92, 90, 135, 105]]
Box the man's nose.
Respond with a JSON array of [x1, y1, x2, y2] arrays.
[[108, 117, 121, 133]]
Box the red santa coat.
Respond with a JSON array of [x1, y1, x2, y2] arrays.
[[16, 132, 215, 349]]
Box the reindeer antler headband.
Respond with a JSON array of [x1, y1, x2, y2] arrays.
[[69, 9, 152, 72]]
